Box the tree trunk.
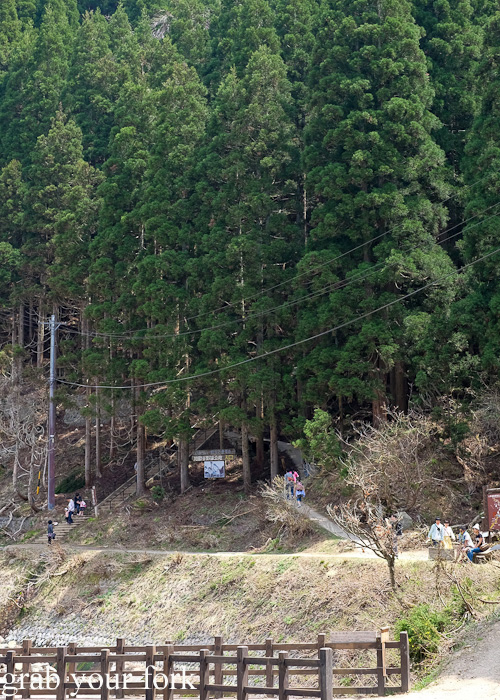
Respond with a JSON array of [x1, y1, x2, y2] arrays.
[[18, 303, 24, 348], [27, 442, 38, 512], [241, 419, 251, 493], [95, 388, 102, 480], [270, 418, 279, 481], [136, 417, 146, 497], [36, 302, 45, 368], [110, 394, 116, 462], [256, 433, 264, 470], [179, 437, 190, 493], [372, 359, 387, 428], [393, 361, 407, 413], [388, 558, 396, 592], [85, 393, 92, 487], [218, 419, 224, 451], [372, 391, 387, 428], [255, 393, 264, 469]]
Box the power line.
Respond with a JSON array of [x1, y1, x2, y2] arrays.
[[56, 242, 500, 391], [57, 201, 500, 342], [60, 173, 491, 339]]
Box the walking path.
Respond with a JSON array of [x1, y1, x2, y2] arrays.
[[391, 620, 500, 699], [1, 541, 429, 560], [298, 502, 359, 541]]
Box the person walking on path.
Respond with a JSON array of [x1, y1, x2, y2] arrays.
[[295, 481, 305, 504], [428, 517, 444, 546], [284, 470, 294, 500], [467, 524, 485, 562], [47, 520, 55, 545], [74, 493, 81, 515]]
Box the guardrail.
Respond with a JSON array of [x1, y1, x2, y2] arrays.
[[0, 631, 410, 697]]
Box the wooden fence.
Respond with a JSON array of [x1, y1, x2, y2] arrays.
[[0, 631, 410, 698]]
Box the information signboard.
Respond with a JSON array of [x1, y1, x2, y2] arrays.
[[193, 453, 234, 462], [487, 490, 500, 531], [204, 461, 225, 478]]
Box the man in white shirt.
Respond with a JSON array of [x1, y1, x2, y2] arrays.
[[428, 517, 444, 546]]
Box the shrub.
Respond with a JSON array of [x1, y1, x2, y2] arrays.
[[55, 471, 85, 494], [395, 604, 450, 664], [151, 485, 165, 502]]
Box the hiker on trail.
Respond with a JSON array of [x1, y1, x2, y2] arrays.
[[79, 498, 86, 515], [47, 520, 55, 545], [467, 524, 485, 563], [66, 498, 75, 524], [284, 470, 294, 499], [443, 520, 456, 549], [295, 481, 305, 504], [428, 517, 444, 546], [74, 493, 81, 515]]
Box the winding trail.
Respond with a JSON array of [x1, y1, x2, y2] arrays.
[[1, 542, 428, 560]]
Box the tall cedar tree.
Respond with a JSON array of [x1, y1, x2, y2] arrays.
[[64, 9, 119, 166], [460, 12, 500, 376], [0, 0, 78, 164], [0, 0, 21, 76], [0, 160, 24, 307], [302, 0, 455, 424], [196, 46, 299, 485], [24, 108, 102, 305]]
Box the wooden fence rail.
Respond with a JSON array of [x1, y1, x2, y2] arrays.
[[0, 631, 410, 698]]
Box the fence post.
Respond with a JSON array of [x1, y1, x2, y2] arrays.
[[236, 646, 248, 700], [199, 649, 210, 700], [376, 631, 385, 697], [265, 638, 273, 696], [56, 647, 66, 700], [146, 645, 157, 700], [317, 633, 326, 652], [318, 648, 333, 700], [278, 652, 288, 700], [6, 650, 14, 692], [101, 649, 110, 700], [21, 639, 32, 699], [399, 631, 410, 693], [67, 642, 76, 693], [115, 638, 125, 699], [214, 635, 223, 698], [163, 644, 174, 700]]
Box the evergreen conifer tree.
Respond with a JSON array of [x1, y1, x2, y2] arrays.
[[0, 0, 21, 76], [64, 9, 118, 165], [302, 0, 456, 423]]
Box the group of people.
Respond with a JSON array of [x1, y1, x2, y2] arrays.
[[48, 493, 87, 544], [64, 493, 87, 524], [284, 469, 305, 504], [428, 516, 487, 562]]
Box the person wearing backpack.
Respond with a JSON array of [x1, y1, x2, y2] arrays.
[[284, 471, 294, 500]]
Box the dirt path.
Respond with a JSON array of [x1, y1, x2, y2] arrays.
[[2, 542, 428, 560], [392, 620, 500, 699]]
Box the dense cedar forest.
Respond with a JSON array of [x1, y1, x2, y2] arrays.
[[1, 0, 500, 491]]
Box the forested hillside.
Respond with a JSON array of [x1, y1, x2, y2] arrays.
[[1, 0, 500, 495]]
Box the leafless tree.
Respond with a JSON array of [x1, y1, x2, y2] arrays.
[[0, 363, 47, 511], [328, 498, 399, 591]]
